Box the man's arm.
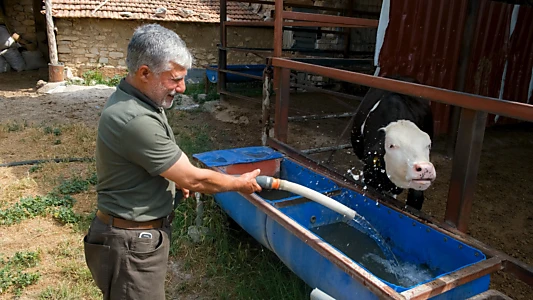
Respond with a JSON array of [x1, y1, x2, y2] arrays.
[[160, 153, 262, 195]]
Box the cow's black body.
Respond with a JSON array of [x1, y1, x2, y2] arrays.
[[350, 77, 434, 210]]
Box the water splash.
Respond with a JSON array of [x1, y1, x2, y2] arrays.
[[349, 215, 401, 281], [363, 253, 435, 287]]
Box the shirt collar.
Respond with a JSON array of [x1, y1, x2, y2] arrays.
[[118, 78, 161, 111]]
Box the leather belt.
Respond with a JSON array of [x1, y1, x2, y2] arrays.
[[96, 210, 168, 230]]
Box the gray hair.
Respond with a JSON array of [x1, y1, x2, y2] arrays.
[[126, 24, 193, 74]]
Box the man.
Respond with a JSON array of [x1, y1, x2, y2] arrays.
[[83, 24, 262, 300]]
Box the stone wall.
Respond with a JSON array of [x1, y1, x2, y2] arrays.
[[55, 18, 273, 76], [3, 0, 36, 43]]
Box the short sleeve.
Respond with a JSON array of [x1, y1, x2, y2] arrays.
[[120, 115, 182, 176]]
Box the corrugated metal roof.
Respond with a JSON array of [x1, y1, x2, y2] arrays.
[[375, 0, 533, 134]]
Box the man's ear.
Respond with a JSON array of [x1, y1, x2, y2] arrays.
[[137, 65, 151, 83]]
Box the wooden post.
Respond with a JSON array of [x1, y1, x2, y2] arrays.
[[45, 0, 58, 65]]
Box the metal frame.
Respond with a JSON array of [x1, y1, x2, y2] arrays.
[[217, 0, 375, 104], [218, 0, 533, 297]]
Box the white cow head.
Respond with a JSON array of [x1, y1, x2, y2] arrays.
[[381, 120, 436, 190]]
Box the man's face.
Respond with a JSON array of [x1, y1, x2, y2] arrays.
[[147, 62, 187, 109]]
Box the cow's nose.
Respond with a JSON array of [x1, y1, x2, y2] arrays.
[[413, 162, 436, 179]]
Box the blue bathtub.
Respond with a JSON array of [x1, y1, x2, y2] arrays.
[[193, 146, 491, 299]]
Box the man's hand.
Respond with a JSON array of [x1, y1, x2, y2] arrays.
[[161, 154, 263, 195], [181, 188, 190, 199], [236, 169, 262, 194]]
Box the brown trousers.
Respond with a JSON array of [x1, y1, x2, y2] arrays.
[[83, 215, 171, 300]]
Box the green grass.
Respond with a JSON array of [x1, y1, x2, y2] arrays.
[[174, 124, 212, 155], [0, 173, 97, 226], [38, 279, 101, 300], [182, 80, 263, 105], [1, 120, 29, 133], [167, 125, 309, 299], [0, 251, 41, 296], [170, 195, 310, 299], [74, 69, 125, 87]]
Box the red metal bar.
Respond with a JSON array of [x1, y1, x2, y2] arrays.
[[270, 58, 533, 122], [272, 0, 283, 92], [400, 257, 503, 300], [225, 20, 275, 27], [445, 109, 488, 232], [217, 68, 264, 80], [218, 0, 228, 101], [274, 68, 290, 143], [225, 20, 377, 28], [282, 11, 378, 27]]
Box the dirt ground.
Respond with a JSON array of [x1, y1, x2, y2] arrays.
[[1, 69, 532, 299]]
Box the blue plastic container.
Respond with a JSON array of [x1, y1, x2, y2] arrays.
[[205, 64, 267, 83], [193, 146, 491, 299]]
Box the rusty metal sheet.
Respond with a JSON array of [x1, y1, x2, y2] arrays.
[[490, 5, 533, 125], [375, 0, 533, 135], [376, 0, 468, 136], [464, 1, 513, 98]]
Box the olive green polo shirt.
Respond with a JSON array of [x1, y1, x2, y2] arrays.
[[95, 78, 182, 222]]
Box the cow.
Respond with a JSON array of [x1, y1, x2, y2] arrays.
[[350, 76, 436, 210]]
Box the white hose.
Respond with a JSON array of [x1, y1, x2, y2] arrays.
[[279, 180, 358, 220]]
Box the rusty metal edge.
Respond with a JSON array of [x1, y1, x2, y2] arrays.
[[282, 11, 379, 27], [270, 58, 533, 122], [217, 68, 264, 80], [400, 257, 503, 300], [225, 20, 377, 28], [210, 168, 405, 300], [266, 136, 533, 287]]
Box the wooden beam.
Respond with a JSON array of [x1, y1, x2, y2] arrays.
[[44, 0, 58, 65]]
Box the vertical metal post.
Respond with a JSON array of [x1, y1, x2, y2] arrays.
[[274, 68, 290, 143], [218, 0, 228, 101], [272, 0, 284, 92], [447, 0, 481, 157], [444, 0, 483, 233], [273, 0, 283, 58], [272, 0, 288, 142], [445, 109, 487, 232]]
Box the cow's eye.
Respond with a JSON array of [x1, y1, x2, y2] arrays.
[[389, 144, 396, 149], [427, 144, 431, 149]]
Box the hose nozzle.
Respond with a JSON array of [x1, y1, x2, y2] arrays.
[[256, 175, 280, 190]]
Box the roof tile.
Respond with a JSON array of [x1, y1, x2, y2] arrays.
[[47, 0, 263, 23]]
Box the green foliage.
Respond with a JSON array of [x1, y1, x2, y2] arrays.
[[54, 176, 91, 195], [3, 120, 28, 132], [174, 125, 212, 155], [43, 126, 62, 136], [80, 70, 124, 87], [0, 251, 41, 296], [0, 173, 97, 226], [182, 80, 219, 104], [29, 164, 43, 173]]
